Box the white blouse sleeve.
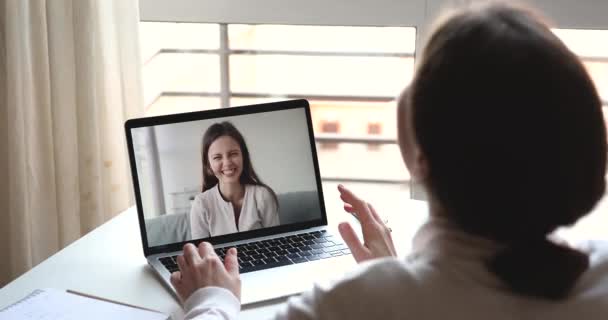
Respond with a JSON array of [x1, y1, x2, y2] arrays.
[[181, 279, 327, 320], [183, 287, 240, 320], [258, 186, 280, 227], [190, 195, 210, 239]]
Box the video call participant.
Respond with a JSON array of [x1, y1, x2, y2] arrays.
[[190, 121, 279, 239]]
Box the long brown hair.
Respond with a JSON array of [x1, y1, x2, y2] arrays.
[[407, 2, 606, 299], [200, 121, 278, 206]]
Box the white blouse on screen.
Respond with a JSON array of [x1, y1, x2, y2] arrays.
[[189, 184, 279, 239]]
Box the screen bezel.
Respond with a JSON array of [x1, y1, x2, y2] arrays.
[[124, 99, 328, 256]]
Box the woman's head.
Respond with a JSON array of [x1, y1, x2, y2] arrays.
[[399, 2, 607, 299], [201, 121, 261, 192]]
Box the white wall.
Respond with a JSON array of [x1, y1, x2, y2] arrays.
[[135, 107, 318, 214]]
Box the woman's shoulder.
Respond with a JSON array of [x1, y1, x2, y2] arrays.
[[349, 257, 422, 284], [288, 257, 425, 315], [326, 257, 424, 299], [195, 186, 219, 203]]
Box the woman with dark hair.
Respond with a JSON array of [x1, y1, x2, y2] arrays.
[[189, 121, 279, 239], [172, 2, 608, 319]]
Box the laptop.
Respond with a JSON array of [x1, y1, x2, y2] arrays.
[[124, 99, 356, 304]]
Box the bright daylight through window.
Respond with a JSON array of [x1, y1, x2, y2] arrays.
[[139, 20, 608, 241], [139, 23, 415, 186]]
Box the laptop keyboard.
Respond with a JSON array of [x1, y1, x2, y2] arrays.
[[159, 230, 351, 274]]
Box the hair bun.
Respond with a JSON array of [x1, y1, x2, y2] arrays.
[[488, 238, 589, 300]]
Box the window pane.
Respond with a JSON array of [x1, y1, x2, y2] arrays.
[[557, 195, 608, 242], [145, 96, 220, 117], [231, 98, 405, 180], [231, 99, 398, 139], [553, 29, 608, 101], [229, 25, 416, 53], [322, 181, 416, 234], [140, 22, 221, 114], [582, 60, 608, 100], [139, 22, 219, 62], [316, 143, 409, 181], [553, 29, 608, 57], [141, 23, 416, 183], [143, 53, 221, 106], [310, 101, 397, 139], [230, 55, 414, 96]]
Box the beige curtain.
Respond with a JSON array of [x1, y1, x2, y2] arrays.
[[0, 0, 143, 285]]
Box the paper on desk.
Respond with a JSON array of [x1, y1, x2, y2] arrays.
[[0, 288, 169, 320]]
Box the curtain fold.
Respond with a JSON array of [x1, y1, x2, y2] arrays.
[[0, 0, 143, 285]]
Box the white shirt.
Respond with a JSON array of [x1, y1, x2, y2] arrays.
[[190, 184, 279, 239], [183, 218, 608, 319]]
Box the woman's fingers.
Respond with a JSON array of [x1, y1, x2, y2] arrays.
[[172, 243, 241, 303], [170, 271, 182, 286], [343, 203, 362, 221], [338, 222, 369, 262], [169, 271, 187, 303], [224, 248, 240, 276], [175, 255, 188, 276], [340, 186, 385, 230], [343, 203, 355, 212], [338, 185, 375, 225], [183, 243, 201, 266], [337, 184, 396, 262], [198, 242, 215, 258], [367, 203, 384, 225]]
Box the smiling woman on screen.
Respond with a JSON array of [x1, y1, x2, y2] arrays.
[[189, 121, 279, 239]]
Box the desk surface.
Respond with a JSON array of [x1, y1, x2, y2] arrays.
[[0, 183, 429, 319]]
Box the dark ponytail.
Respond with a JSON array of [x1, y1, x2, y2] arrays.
[[408, 2, 606, 300], [488, 238, 589, 299]]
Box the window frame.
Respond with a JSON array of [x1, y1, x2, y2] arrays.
[[139, 0, 608, 34]]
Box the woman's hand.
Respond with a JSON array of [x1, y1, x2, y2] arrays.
[[337, 184, 397, 263], [170, 242, 241, 303]]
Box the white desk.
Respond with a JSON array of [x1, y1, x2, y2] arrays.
[[0, 183, 429, 319]]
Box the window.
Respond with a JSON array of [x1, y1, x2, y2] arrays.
[[368, 123, 382, 135], [367, 122, 383, 151], [321, 121, 340, 134], [140, 22, 222, 116], [140, 0, 608, 241], [319, 120, 340, 150], [139, 22, 415, 184], [554, 30, 608, 96]]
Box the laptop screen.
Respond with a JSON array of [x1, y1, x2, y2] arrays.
[[126, 100, 326, 253]]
